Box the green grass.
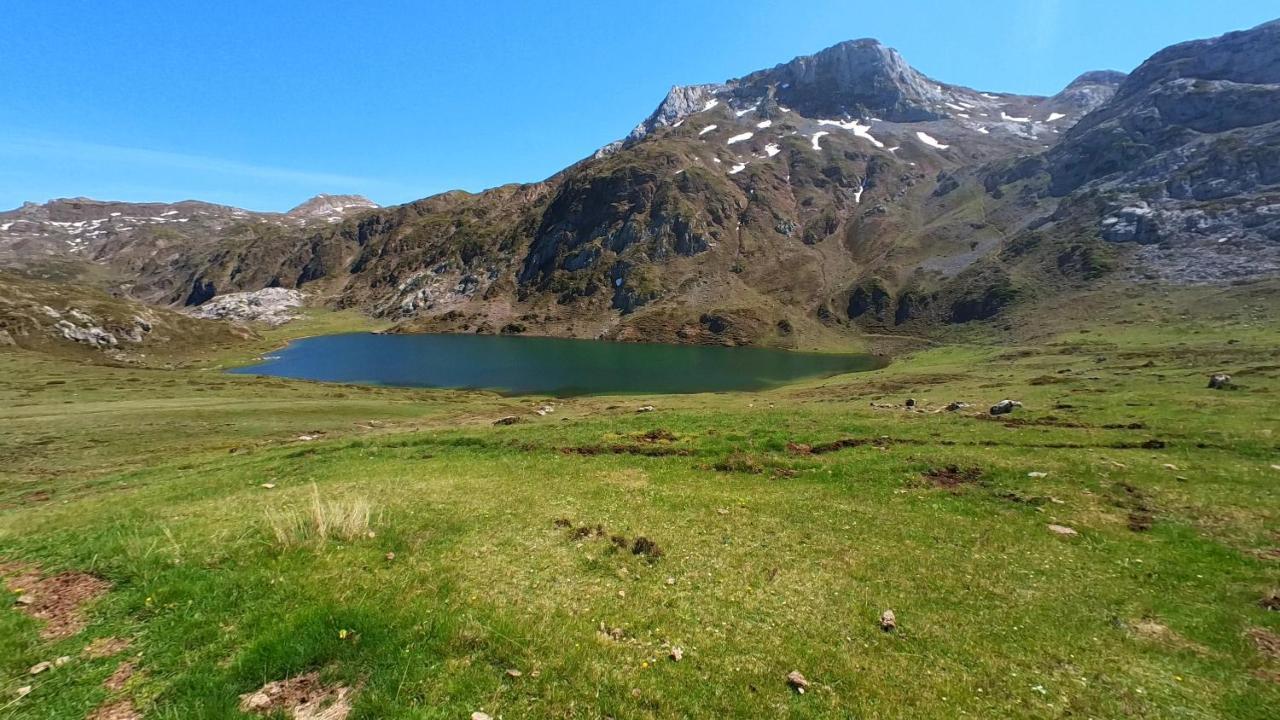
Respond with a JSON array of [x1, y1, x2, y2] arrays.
[[1, 284, 1278, 718]]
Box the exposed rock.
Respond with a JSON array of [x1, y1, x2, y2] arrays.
[[989, 399, 1023, 415], [286, 194, 378, 223], [1208, 373, 1233, 389], [493, 415, 521, 426], [880, 609, 898, 632], [786, 670, 810, 693], [1047, 524, 1079, 536], [189, 287, 305, 326]]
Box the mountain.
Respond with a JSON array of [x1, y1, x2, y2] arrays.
[[286, 194, 379, 222], [0, 21, 1274, 347], [0, 194, 378, 276]]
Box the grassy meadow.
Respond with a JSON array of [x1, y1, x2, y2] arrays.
[[1, 283, 1278, 719]]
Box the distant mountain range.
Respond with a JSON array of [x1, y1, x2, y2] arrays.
[[2, 19, 1277, 347]]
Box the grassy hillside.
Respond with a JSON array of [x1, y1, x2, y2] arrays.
[[1, 281, 1278, 719]]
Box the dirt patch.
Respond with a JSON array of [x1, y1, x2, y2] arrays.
[[2, 563, 111, 639], [922, 465, 983, 489], [1249, 627, 1280, 661], [1110, 482, 1156, 532], [86, 699, 141, 720], [21, 490, 52, 503], [1128, 619, 1210, 655], [239, 672, 354, 720], [104, 660, 136, 691], [560, 444, 689, 457], [631, 536, 664, 560], [84, 636, 133, 659]]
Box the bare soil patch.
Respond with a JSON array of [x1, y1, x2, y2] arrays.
[[922, 465, 983, 489], [239, 672, 354, 720], [104, 659, 136, 691], [84, 636, 133, 659], [1249, 627, 1280, 661], [86, 699, 141, 720], [2, 562, 111, 639]]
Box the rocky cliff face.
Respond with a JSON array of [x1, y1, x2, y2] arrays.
[[1029, 19, 1280, 282], [2, 22, 1276, 345]]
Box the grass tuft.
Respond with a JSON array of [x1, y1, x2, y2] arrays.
[[266, 484, 374, 549]]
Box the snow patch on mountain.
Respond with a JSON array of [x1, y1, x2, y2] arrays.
[[916, 131, 949, 149]]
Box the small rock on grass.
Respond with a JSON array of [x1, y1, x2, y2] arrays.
[[505, 668, 522, 678], [472, 713, 493, 720], [786, 670, 810, 693], [1207, 373, 1232, 390], [260, 483, 276, 489], [880, 610, 897, 632], [669, 646, 684, 661], [1028, 471, 1048, 478], [29, 661, 51, 675], [989, 399, 1023, 415], [16, 686, 31, 699], [1047, 524, 1078, 536], [637, 405, 655, 413]]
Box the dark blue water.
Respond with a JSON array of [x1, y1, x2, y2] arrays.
[[229, 333, 881, 396]]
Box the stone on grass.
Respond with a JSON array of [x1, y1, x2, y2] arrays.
[[669, 646, 684, 661], [637, 405, 655, 413], [945, 401, 970, 411], [1207, 373, 1232, 389], [1028, 471, 1048, 478], [472, 713, 493, 720], [989, 399, 1023, 415], [493, 416, 521, 426], [786, 670, 810, 693], [29, 661, 51, 675], [1047, 524, 1078, 536], [880, 610, 897, 632]]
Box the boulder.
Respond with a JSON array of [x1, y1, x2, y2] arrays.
[[1208, 373, 1233, 389], [880, 609, 897, 632], [989, 399, 1023, 415]]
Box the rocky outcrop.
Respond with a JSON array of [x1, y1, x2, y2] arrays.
[[627, 84, 723, 141], [189, 288, 305, 326]]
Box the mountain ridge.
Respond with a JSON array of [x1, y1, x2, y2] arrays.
[[1, 22, 1276, 349]]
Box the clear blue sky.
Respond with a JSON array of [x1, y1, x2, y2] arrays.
[[1, 0, 1275, 212]]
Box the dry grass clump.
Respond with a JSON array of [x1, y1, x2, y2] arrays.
[[267, 485, 374, 549]]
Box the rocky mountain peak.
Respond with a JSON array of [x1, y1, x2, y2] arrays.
[[285, 194, 379, 222], [1040, 69, 1126, 117], [628, 84, 723, 141], [736, 38, 948, 122]]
